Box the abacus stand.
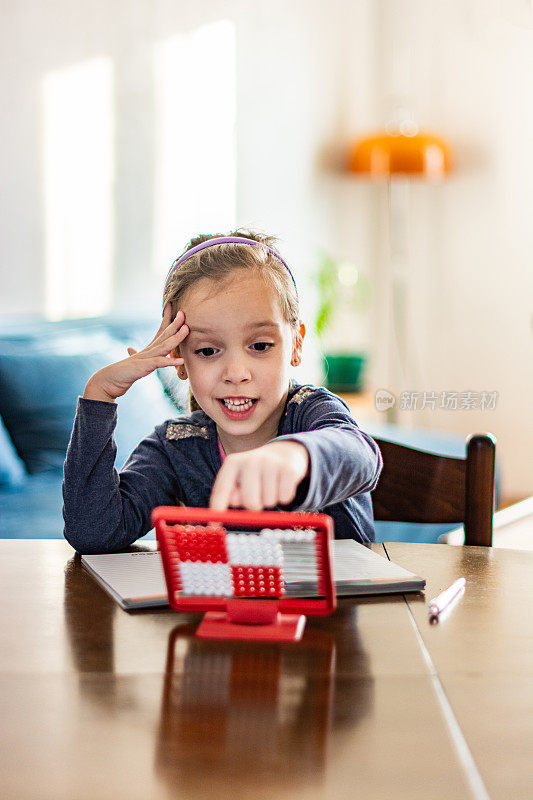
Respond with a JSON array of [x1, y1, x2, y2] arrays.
[[196, 599, 307, 642]]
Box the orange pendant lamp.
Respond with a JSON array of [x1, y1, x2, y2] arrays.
[[348, 130, 452, 179]]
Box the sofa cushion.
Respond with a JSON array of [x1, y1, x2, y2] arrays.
[[0, 330, 178, 473], [0, 315, 189, 414], [0, 413, 27, 489]]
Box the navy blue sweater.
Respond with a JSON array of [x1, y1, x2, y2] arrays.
[[62, 382, 383, 554]]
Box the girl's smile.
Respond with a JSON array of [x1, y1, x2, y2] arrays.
[[174, 271, 304, 454], [217, 397, 258, 419]]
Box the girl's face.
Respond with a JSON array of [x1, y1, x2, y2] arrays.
[[175, 271, 304, 454]]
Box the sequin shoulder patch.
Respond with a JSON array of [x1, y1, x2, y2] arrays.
[[288, 386, 317, 406], [166, 421, 210, 440]]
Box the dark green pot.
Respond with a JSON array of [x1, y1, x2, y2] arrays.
[[322, 352, 367, 393]]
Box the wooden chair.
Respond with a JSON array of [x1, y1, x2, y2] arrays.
[[370, 433, 497, 546]]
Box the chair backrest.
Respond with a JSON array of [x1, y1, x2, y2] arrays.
[[370, 433, 496, 546]]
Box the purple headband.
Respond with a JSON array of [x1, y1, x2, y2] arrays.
[[163, 236, 298, 298]]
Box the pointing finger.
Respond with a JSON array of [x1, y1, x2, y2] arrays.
[[239, 460, 262, 510], [209, 459, 240, 510]]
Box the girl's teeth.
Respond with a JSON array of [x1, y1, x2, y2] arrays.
[[223, 399, 254, 411]]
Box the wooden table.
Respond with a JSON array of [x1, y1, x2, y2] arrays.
[[1, 539, 532, 800]]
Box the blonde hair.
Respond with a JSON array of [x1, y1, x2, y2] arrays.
[[162, 228, 300, 412]]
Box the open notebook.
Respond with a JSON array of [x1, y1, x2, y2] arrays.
[[81, 540, 425, 611]]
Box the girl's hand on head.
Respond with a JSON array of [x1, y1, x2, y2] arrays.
[[209, 441, 310, 511], [83, 302, 189, 402]]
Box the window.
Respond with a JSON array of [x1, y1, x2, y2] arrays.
[[43, 57, 113, 319]]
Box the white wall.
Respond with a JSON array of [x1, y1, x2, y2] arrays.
[[360, 0, 533, 500], [0, 0, 531, 499]]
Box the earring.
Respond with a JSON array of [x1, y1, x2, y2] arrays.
[[291, 355, 301, 366], [178, 367, 187, 379]]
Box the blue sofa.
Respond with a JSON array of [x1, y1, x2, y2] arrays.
[[0, 315, 487, 544]]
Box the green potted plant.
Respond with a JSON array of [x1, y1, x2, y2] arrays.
[[313, 251, 371, 393]]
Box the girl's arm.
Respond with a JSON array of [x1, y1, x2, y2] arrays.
[[273, 389, 383, 511], [63, 303, 190, 553], [62, 397, 180, 554]]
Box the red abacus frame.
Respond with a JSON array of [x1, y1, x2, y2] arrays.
[[152, 506, 337, 642]]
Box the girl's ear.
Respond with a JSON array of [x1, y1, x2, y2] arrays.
[[291, 322, 305, 366], [171, 346, 188, 380]]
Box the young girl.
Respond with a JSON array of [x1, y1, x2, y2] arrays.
[[62, 229, 383, 554]]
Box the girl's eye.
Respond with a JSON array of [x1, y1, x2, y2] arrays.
[[251, 342, 273, 352], [195, 347, 218, 358]]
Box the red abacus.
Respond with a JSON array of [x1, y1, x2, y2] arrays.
[[153, 507, 336, 642]]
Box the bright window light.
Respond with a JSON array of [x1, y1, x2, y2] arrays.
[[153, 20, 237, 276], [43, 57, 113, 319]]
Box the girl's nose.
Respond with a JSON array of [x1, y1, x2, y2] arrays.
[[222, 353, 251, 383]]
